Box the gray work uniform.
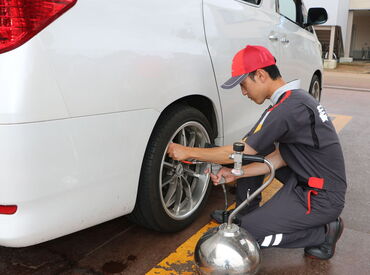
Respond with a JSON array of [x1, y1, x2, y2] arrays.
[[237, 89, 346, 248]]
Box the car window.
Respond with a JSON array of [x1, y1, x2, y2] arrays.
[[278, 0, 304, 26], [241, 0, 261, 5], [278, 0, 297, 22]]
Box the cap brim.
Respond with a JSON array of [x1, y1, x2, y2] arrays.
[[221, 73, 248, 89]]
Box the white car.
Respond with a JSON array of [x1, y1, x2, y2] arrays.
[[0, 0, 327, 247]]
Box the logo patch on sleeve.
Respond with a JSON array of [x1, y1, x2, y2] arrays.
[[317, 105, 329, 122]]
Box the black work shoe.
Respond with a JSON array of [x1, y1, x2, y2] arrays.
[[210, 209, 240, 225], [304, 217, 344, 260]]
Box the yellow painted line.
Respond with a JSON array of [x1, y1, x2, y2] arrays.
[[147, 221, 218, 275], [147, 113, 352, 274], [331, 114, 352, 133]]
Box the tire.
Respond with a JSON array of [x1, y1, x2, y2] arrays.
[[129, 104, 214, 232], [309, 74, 321, 102]]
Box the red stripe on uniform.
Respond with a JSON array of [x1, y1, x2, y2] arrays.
[[306, 190, 318, 215], [268, 90, 292, 112]]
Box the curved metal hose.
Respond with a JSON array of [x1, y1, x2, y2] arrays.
[[227, 159, 275, 227]]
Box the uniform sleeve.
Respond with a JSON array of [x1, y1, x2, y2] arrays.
[[245, 108, 289, 154]]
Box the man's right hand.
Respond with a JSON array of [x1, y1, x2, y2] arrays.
[[167, 143, 190, 161]]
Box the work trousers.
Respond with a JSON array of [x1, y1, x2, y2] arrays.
[[235, 168, 345, 248]]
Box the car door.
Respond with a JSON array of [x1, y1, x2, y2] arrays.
[[275, 0, 322, 91], [203, 0, 281, 144]]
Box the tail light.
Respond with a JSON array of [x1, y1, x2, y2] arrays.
[[0, 205, 17, 214], [0, 0, 77, 54]]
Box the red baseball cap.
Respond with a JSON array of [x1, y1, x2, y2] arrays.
[[221, 45, 276, 89]]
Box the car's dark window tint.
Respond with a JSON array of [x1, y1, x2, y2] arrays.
[[242, 0, 261, 5]]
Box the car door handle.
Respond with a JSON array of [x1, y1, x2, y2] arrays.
[[281, 37, 290, 44], [268, 35, 279, 41]]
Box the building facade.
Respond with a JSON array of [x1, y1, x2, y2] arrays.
[[304, 0, 370, 66]]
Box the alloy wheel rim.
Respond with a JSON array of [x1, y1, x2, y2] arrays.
[[160, 121, 211, 220]]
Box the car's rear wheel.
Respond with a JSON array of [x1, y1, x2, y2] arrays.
[[309, 74, 321, 101], [130, 104, 213, 232]]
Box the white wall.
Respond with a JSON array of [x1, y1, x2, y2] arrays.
[[337, 0, 350, 41], [350, 0, 370, 10]]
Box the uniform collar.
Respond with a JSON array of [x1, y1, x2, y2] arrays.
[[270, 79, 301, 105]]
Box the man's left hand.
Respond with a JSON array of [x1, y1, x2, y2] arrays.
[[206, 167, 238, 185]]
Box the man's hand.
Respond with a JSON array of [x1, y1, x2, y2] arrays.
[[167, 143, 190, 161], [206, 167, 238, 186]]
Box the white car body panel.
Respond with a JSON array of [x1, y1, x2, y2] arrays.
[[41, 0, 221, 118], [0, 109, 157, 247], [277, 16, 323, 92], [203, 0, 281, 144], [0, 0, 324, 247], [0, 40, 69, 124]]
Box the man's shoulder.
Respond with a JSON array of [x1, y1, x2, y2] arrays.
[[283, 89, 318, 109], [289, 89, 316, 102], [271, 89, 307, 113], [265, 90, 311, 124]]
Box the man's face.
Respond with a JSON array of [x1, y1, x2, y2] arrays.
[[239, 70, 267, 105]]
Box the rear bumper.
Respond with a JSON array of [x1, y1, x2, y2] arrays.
[[0, 109, 158, 247]]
